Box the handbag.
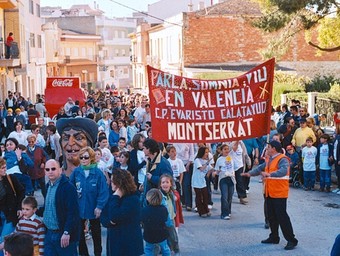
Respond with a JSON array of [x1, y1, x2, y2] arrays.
[[7, 174, 16, 197]]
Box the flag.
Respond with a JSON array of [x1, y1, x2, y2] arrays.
[[147, 58, 275, 143]]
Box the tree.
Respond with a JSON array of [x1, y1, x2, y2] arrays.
[[252, 0, 340, 59]]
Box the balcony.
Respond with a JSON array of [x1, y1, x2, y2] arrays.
[[0, 0, 17, 9], [0, 41, 20, 67]]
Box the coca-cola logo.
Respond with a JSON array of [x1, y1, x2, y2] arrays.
[[51, 79, 74, 87]]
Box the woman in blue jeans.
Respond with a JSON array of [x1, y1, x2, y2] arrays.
[[0, 157, 25, 256], [213, 143, 237, 220]]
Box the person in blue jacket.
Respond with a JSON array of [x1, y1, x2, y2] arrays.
[[41, 159, 80, 255], [70, 146, 109, 256]]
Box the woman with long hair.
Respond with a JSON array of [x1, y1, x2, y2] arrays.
[[101, 169, 143, 256]]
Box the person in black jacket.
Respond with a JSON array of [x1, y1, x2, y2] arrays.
[[128, 134, 146, 187], [141, 188, 170, 256], [0, 157, 25, 255]]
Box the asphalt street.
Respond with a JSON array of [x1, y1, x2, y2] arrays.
[[37, 177, 340, 256], [177, 179, 340, 256]]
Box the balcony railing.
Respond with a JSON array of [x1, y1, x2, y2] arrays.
[[0, 41, 20, 67]]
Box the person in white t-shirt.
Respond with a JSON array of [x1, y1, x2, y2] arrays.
[[214, 143, 237, 220], [166, 145, 185, 196]]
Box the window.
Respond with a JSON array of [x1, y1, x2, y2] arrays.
[[115, 49, 119, 56], [121, 49, 126, 56], [29, 0, 34, 14], [37, 35, 42, 48], [36, 4, 40, 17], [121, 31, 125, 38], [30, 33, 35, 48], [81, 47, 86, 57], [73, 47, 79, 57]]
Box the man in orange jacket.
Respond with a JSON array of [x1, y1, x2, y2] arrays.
[[242, 140, 298, 250]]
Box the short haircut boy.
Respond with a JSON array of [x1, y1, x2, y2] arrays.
[[22, 196, 38, 209], [306, 137, 313, 143], [146, 188, 162, 206]]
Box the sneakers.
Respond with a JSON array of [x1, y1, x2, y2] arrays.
[[337, 190, 340, 195], [208, 204, 213, 210], [319, 188, 324, 192], [213, 189, 219, 194], [326, 187, 331, 193], [223, 216, 230, 220], [186, 206, 192, 211], [261, 237, 280, 244], [332, 188, 340, 193], [240, 198, 248, 205], [194, 207, 198, 212]]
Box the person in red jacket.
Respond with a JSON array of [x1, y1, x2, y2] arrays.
[[242, 140, 298, 251], [5, 32, 13, 59]]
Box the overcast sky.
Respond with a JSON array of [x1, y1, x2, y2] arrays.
[[40, 0, 159, 17]]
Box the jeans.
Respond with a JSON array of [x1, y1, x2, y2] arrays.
[[32, 176, 46, 198], [13, 173, 34, 196], [235, 167, 247, 199], [0, 212, 15, 256], [79, 218, 102, 256], [144, 240, 171, 256], [319, 169, 331, 189], [219, 177, 234, 217], [44, 229, 78, 256], [182, 168, 193, 208], [303, 171, 316, 189]]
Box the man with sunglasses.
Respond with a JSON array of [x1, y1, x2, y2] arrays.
[[42, 159, 80, 255]]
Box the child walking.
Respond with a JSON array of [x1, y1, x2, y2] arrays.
[[192, 146, 213, 218], [301, 137, 317, 191], [316, 134, 334, 192], [15, 196, 45, 256], [141, 188, 171, 256], [214, 144, 237, 220], [159, 174, 183, 255], [166, 145, 185, 197]]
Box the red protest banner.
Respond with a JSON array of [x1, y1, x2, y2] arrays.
[[147, 58, 275, 143]]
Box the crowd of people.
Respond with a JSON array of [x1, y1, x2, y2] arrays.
[[0, 90, 339, 255]]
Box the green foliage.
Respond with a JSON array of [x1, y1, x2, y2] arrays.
[[252, 11, 291, 32], [318, 16, 340, 49], [272, 72, 305, 106], [252, 0, 340, 57], [304, 75, 340, 92], [271, 0, 309, 14], [319, 82, 340, 101]]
